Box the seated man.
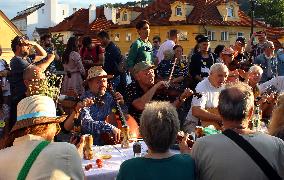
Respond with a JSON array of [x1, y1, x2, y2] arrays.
[[0, 95, 84, 179], [181, 82, 284, 179], [64, 66, 123, 145], [125, 61, 193, 124], [184, 63, 229, 132]]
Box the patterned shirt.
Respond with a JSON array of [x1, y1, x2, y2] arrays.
[[79, 91, 117, 145], [125, 81, 169, 124]]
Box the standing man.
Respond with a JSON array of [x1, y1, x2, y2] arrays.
[[152, 36, 161, 65], [127, 20, 153, 72], [156, 29, 178, 64], [276, 47, 284, 76], [9, 36, 54, 131], [40, 34, 61, 73], [254, 41, 278, 83], [246, 31, 268, 60], [97, 31, 126, 93]]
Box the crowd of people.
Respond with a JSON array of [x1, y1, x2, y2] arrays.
[[0, 19, 283, 179]]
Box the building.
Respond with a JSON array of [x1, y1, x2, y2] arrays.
[[49, 4, 116, 44], [108, 0, 267, 57], [0, 10, 23, 61], [11, 0, 69, 40]]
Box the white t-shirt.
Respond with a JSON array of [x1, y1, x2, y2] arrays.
[[156, 39, 175, 64], [258, 76, 284, 94], [184, 78, 223, 133]]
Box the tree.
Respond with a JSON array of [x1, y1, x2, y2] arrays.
[[253, 0, 284, 27]]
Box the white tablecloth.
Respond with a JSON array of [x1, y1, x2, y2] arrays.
[[83, 142, 148, 180]]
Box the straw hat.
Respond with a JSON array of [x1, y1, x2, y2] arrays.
[[11, 95, 67, 132], [86, 66, 113, 81]]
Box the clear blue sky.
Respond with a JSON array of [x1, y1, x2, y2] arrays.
[[0, 0, 130, 19]]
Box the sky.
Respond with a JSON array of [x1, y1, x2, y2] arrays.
[[0, 0, 130, 19]]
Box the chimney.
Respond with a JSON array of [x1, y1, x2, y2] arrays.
[[89, 4, 96, 24], [104, 6, 117, 24]]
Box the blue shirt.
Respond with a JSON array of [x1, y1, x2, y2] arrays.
[[254, 54, 278, 83], [277, 50, 284, 76], [79, 91, 127, 145]]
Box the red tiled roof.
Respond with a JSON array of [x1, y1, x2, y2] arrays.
[[111, 0, 266, 28], [88, 16, 114, 33], [11, 3, 45, 21], [49, 8, 89, 33], [266, 27, 284, 49]]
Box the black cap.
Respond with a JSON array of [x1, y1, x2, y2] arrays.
[[236, 37, 246, 44], [197, 36, 209, 43], [195, 34, 205, 42]]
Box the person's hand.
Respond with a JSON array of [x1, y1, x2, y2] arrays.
[[112, 127, 121, 142], [22, 40, 37, 46], [114, 92, 124, 104], [70, 135, 85, 157], [47, 53, 55, 61], [178, 133, 192, 154], [154, 80, 168, 90], [179, 88, 194, 102], [74, 98, 95, 113]]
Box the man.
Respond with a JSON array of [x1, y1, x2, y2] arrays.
[[181, 82, 284, 179], [40, 34, 60, 73], [63, 66, 122, 145], [184, 63, 229, 132], [276, 47, 284, 76], [156, 29, 178, 64], [9, 36, 54, 131], [152, 36, 161, 65], [125, 61, 193, 123], [127, 20, 153, 72], [254, 41, 278, 83], [246, 31, 268, 59], [0, 95, 84, 179], [97, 31, 126, 93]]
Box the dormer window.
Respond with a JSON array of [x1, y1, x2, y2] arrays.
[[176, 6, 182, 16], [122, 12, 128, 21], [227, 6, 234, 17]]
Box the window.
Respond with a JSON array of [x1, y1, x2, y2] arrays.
[[126, 33, 132, 41], [227, 6, 234, 17], [176, 6, 182, 16], [237, 32, 244, 38], [207, 31, 216, 41], [114, 33, 120, 41], [41, 9, 44, 14], [221, 31, 229, 41], [178, 31, 188, 41], [122, 12, 128, 21], [62, 10, 65, 15], [73, 8, 77, 12]]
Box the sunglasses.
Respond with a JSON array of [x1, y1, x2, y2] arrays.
[[268, 47, 275, 49]]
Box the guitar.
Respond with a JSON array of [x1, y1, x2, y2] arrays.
[[200, 107, 223, 130]]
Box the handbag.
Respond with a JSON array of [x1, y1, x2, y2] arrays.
[[17, 141, 50, 180], [223, 129, 282, 180]]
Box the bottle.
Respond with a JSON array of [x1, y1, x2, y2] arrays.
[[253, 105, 262, 131], [83, 134, 94, 160]]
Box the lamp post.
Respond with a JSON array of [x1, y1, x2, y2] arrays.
[[250, 0, 256, 37]]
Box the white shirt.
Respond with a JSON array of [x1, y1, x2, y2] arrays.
[[0, 134, 84, 180], [156, 39, 175, 64], [259, 76, 284, 94], [184, 78, 223, 133]]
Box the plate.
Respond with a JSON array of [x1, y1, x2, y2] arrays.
[[99, 154, 112, 159]]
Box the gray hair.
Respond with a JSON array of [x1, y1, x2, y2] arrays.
[[218, 82, 254, 122], [209, 63, 229, 75], [263, 41, 274, 49], [140, 101, 179, 153], [249, 65, 263, 75]]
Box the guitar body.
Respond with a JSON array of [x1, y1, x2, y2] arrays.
[[200, 108, 222, 130], [101, 114, 141, 145]]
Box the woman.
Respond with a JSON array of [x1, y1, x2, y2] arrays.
[[0, 95, 84, 179], [269, 94, 284, 140], [61, 37, 85, 96], [157, 45, 188, 89], [117, 101, 195, 180]]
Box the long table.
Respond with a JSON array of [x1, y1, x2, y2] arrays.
[[83, 142, 147, 180]]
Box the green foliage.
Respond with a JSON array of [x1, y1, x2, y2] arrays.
[[51, 33, 65, 57], [253, 0, 284, 27]]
